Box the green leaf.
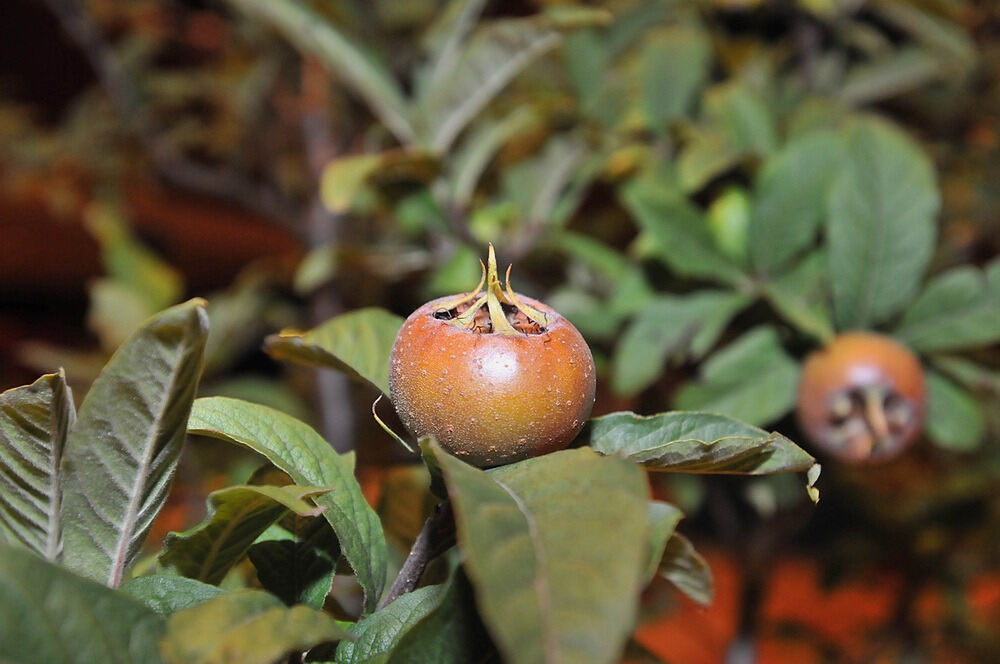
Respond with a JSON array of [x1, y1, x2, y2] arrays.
[[930, 355, 1000, 396], [893, 262, 1000, 352], [119, 574, 225, 616], [160, 589, 352, 664], [612, 291, 750, 396], [86, 279, 161, 353], [502, 135, 587, 226], [827, 118, 939, 329], [160, 484, 329, 585], [872, 1, 976, 66], [677, 129, 743, 194], [335, 585, 445, 664], [265, 308, 403, 397], [449, 106, 539, 208], [0, 371, 74, 559], [248, 516, 341, 609], [0, 542, 166, 663], [61, 299, 209, 587], [202, 278, 272, 375], [187, 397, 387, 614], [749, 130, 846, 274], [225, 0, 414, 143], [761, 251, 835, 342], [659, 533, 713, 606], [418, 11, 609, 152], [320, 151, 436, 214], [925, 370, 985, 452], [640, 25, 711, 129], [387, 570, 499, 664], [673, 327, 800, 427], [621, 178, 746, 285], [583, 410, 816, 475], [84, 202, 183, 313], [644, 501, 684, 583], [705, 83, 778, 157], [840, 47, 944, 106], [429, 442, 650, 664]]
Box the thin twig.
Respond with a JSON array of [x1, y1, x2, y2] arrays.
[[379, 501, 456, 610]]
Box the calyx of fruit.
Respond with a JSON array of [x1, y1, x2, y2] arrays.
[[433, 244, 550, 336], [796, 332, 926, 464], [389, 245, 596, 468]]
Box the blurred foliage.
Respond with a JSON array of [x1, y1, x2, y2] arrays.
[[1, 0, 999, 661]]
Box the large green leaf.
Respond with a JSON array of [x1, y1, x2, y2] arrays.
[[61, 299, 209, 587], [160, 485, 329, 585], [893, 261, 1000, 352], [265, 308, 404, 397], [388, 570, 499, 664], [643, 501, 684, 583], [640, 25, 711, 129], [621, 179, 746, 285], [335, 585, 445, 664], [925, 369, 985, 452], [160, 589, 351, 664], [429, 442, 649, 664], [583, 411, 816, 476], [761, 251, 835, 342], [749, 130, 846, 275], [120, 574, 225, 616], [673, 327, 800, 427], [826, 119, 939, 329], [187, 397, 387, 614], [612, 291, 750, 396], [0, 543, 165, 664], [225, 0, 414, 143], [248, 516, 341, 609], [0, 371, 74, 559], [417, 10, 609, 152], [659, 533, 713, 606]]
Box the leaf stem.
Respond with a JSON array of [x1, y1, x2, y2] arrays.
[[378, 502, 455, 609]]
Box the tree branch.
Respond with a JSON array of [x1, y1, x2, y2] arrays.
[[379, 501, 456, 610]]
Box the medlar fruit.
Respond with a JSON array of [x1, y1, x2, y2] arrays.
[[389, 246, 596, 468], [797, 332, 926, 463]]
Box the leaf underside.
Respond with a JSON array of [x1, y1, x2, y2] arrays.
[[61, 299, 209, 588]]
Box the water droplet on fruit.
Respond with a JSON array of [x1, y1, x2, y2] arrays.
[[442, 369, 449, 376]]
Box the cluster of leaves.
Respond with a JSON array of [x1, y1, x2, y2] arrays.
[[2, 0, 998, 661], [240, 0, 997, 456], [1, 292, 818, 663]]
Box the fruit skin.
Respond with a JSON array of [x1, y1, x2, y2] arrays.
[[389, 293, 596, 468], [797, 332, 926, 463]]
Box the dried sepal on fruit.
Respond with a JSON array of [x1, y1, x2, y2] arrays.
[[796, 332, 926, 464], [389, 245, 596, 468]]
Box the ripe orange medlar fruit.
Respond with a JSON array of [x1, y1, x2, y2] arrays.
[[389, 245, 596, 468], [796, 332, 926, 463]]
